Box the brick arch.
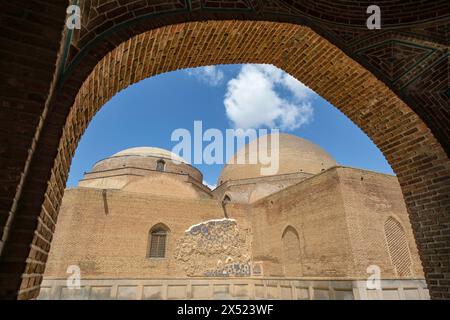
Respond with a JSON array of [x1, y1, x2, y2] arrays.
[[281, 225, 302, 277], [0, 3, 449, 300], [150, 222, 171, 233], [45, 20, 448, 296], [384, 217, 413, 278], [148, 223, 170, 259]]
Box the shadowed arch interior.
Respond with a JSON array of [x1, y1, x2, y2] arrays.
[[282, 226, 302, 277], [156, 159, 166, 172]]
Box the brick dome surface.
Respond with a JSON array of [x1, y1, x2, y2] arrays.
[[87, 147, 203, 184], [218, 134, 337, 184]]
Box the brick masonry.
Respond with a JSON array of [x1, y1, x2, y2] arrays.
[[0, 1, 449, 299], [40, 155, 428, 300]]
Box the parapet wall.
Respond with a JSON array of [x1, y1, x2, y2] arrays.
[[38, 278, 429, 300]]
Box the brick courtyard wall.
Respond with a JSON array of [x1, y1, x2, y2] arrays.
[[44, 188, 224, 279], [0, 1, 448, 299]]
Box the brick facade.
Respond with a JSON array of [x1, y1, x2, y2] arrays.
[[40, 150, 428, 299], [0, 1, 449, 299]]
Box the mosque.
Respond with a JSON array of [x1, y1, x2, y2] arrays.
[[38, 134, 428, 300]]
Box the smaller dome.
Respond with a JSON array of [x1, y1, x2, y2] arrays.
[[112, 147, 186, 163], [84, 146, 203, 186]]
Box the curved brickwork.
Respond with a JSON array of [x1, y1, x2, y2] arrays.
[[47, 20, 450, 299], [0, 1, 448, 299]]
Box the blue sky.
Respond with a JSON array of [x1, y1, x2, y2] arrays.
[[67, 64, 394, 188]]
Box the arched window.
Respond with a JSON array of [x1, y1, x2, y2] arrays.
[[148, 224, 169, 258], [156, 159, 166, 172], [384, 217, 412, 277], [281, 226, 301, 277], [222, 195, 231, 205]]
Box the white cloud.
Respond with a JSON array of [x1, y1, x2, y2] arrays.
[[186, 65, 224, 86], [224, 64, 315, 130]]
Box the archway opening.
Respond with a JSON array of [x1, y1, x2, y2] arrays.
[[39, 60, 426, 300], [6, 19, 449, 300]]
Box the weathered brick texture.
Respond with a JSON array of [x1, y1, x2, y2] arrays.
[[0, 1, 448, 299]]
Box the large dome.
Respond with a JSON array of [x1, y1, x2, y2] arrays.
[[218, 134, 337, 184]]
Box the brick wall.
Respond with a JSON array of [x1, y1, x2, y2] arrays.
[[44, 188, 224, 279], [248, 167, 424, 279]]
